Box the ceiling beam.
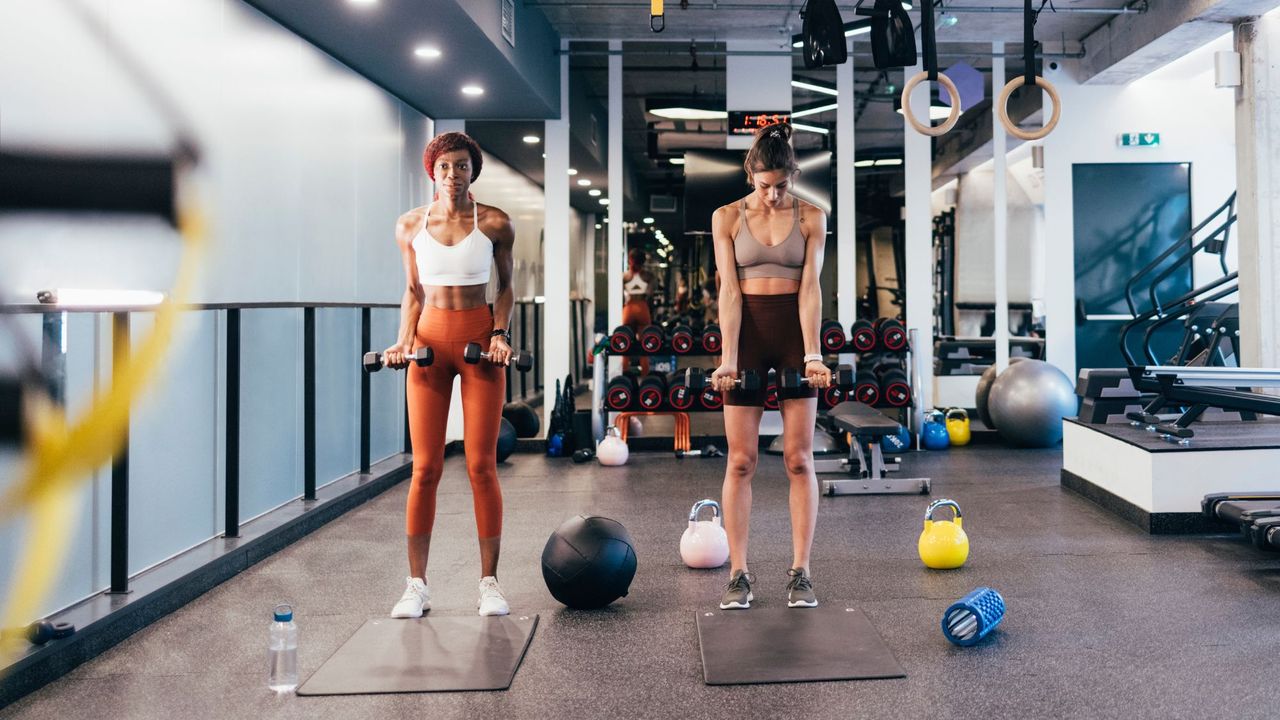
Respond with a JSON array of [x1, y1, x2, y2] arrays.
[[1079, 0, 1280, 84]]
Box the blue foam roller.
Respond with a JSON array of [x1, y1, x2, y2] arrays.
[[941, 586, 1005, 646]]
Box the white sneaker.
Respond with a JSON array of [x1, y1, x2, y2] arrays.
[[477, 576, 510, 617], [390, 577, 430, 618]]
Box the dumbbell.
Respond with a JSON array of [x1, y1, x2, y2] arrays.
[[363, 347, 433, 373], [606, 374, 638, 410], [0, 620, 75, 646], [877, 365, 912, 407], [854, 369, 880, 405], [667, 371, 697, 411], [638, 324, 665, 353], [875, 317, 908, 351], [666, 324, 695, 354], [779, 364, 854, 391], [463, 342, 533, 371], [636, 373, 668, 410], [609, 325, 636, 353], [684, 367, 761, 392], [820, 319, 847, 354], [821, 384, 848, 408], [849, 319, 877, 352], [700, 324, 722, 354]]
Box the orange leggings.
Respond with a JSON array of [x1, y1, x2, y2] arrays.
[[405, 306, 506, 538], [621, 298, 651, 374]]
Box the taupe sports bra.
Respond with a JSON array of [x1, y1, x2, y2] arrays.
[[734, 198, 805, 281]]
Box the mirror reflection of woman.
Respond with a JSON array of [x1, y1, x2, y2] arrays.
[[709, 123, 830, 610], [622, 247, 657, 374]]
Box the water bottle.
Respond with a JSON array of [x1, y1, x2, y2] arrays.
[[267, 603, 298, 692]]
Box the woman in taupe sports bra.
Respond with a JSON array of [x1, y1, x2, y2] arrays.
[[709, 122, 831, 611]]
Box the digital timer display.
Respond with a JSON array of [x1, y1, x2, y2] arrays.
[[728, 111, 792, 135]]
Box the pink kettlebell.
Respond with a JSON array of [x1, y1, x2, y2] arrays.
[[680, 499, 729, 569]]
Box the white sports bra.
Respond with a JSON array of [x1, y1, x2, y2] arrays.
[[412, 202, 493, 287]]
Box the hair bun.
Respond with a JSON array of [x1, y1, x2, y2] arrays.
[[758, 122, 792, 142]]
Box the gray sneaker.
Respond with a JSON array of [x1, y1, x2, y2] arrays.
[[719, 570, 755, 610], [785, 568, 818, 608]]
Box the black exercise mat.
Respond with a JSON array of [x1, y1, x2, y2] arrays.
[[297, 614, 538, 695], [696, 606, 904, 685]]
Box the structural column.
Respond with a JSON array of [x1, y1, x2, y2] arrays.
[[835, 43, 857, 345], [1233, 17, 1280, 368], [544, 39, 572, 408], [608, 40, 624, 376], [992, 43, 1010, 373], [903, 61, 934, 432]]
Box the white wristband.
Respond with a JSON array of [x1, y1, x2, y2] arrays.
[[802, 353, 823, 364]]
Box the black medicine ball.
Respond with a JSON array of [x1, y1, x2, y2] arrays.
[[541, 515, 637, 609]]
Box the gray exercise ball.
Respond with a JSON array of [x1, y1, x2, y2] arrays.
[[986, 359, 1077, 448], [974, 357, 1025, 429]]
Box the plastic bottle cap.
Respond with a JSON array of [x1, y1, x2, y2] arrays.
[[273, 603, 293, 622]]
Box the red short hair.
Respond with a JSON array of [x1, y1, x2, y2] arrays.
[[422, 131, 484, 182]]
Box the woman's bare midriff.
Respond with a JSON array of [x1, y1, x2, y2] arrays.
[[422, 283, 488, 310], [739, 277, 801, 295]]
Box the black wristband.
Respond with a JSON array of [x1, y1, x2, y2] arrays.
[[490, 329, 511, 341]]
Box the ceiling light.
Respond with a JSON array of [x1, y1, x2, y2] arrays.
[[599, 198, 610, 206], [461, 85, 484, 96], [791, 103, 838, 119], [595, 223, 602, 229], [901, 2, 913, 9], [792, 80, 838, 97], [578, 178, 592, 187], [792, 122, 829, 135], [895, 104, 956, 121], [875, 158, 903, 167], [523, 135, 540, 144], [646, 97, 726, 120], [669, 157, 686, 165], [414, 45, 441, 60], [854, 159, 875, 168], [643, 217, 655, 224], [791, 24, 869, 48], [348, 0, 377, 6], [588, 189, 601, 197], [939, 13, 959, 28], [567, 168, 578, 176]]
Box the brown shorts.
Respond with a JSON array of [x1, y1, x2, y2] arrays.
[[725, 293, 818, 407]]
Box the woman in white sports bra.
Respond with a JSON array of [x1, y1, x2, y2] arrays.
[[379, 132, 516, 620], [708, 122, 831, 611]]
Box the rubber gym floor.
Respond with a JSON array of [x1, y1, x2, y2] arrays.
[[3, 445, 1277, 720]]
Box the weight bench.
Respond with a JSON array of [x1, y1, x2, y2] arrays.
[[818, 402, 930, 496]]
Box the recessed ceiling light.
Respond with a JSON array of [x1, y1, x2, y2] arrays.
[[588, 189, 601, 197], [414, 45, 441, 60], [643, 217, 655, 224], [669, 157, 686, 165], [577, 179, 592, 187], [854, 159, 875, 168], [595, 223, 602, 229], [461, 84, 484, 96], [648, 107, 727, 121], [348, 0, 377, 6], [523, 135, 540, 144], [875, 158, 903, 167], [599, 198, 610, 206], [567, 168, 579, 176]]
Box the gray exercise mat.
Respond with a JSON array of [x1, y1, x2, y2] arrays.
[[297, 614, 538, 695], [696, 606, 905, 685]]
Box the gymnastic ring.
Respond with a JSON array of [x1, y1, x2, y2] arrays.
[[996, 75, 1061, 141], [900, 71, 962, 137]]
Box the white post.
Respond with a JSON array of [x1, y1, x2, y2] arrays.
[[836, 42, 857, 359], [544, 39, 572, 412], [608, 40, 624, 377], [1234, 17, 1280, 368], [903, 62, 934, 428], [993, 43, 1010, 373]]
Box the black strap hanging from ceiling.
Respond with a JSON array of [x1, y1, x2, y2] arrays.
[[801, 0, 848, 69], [919, 0, 939, 81], [1023, 0, 1037, 85], [859, 0, 917, 70]]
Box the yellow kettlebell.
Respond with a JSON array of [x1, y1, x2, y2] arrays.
[[945, 408, 971, 446], [918, 499, 969, 569]]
